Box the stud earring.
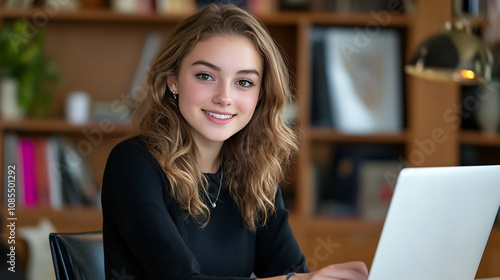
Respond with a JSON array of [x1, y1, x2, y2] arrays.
[[172, 90, 177, 100]]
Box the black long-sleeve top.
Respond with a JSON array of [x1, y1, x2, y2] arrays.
[[101, 138, 309, 280]]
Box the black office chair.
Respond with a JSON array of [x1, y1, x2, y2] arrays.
[[49, 231, 105, 280]]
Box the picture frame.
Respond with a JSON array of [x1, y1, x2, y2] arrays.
[[358, 160, 403, 221], [324, 27, 403, 134]]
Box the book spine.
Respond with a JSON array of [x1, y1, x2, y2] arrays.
[[47, 136, 63, 209], [20, 138, 37, 208], [35, 138, 51, 207]]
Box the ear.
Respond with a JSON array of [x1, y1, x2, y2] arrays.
[[167, 74, 178, 92]]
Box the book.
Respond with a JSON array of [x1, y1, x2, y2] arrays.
[[127, 32, 165, 111], [310, 27, 333, 127], [324, 27, 403, 134], [56, 137, 99, 207], [34, 138, 51, 207], [46, 137, 63, 209], [3, 134, 99, 209], [19, 138, 37, 208], [318, 144, 403, 217]]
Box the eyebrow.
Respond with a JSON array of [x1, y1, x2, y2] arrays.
[[192, 60, 260, 77]]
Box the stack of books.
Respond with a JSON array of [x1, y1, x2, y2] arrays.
[[3, 133, 100, 209]]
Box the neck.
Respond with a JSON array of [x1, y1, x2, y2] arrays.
[[197, 144, 222, 173], [191, 133, 224, 173]]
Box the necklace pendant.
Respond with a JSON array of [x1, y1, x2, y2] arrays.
[[204, 162, 223, 209]]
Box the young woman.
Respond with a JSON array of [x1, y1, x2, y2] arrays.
[[101, 4, 368, 280]]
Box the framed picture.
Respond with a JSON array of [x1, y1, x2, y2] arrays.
[[324, 27, 403, 134], [358, 160, 403, 221]]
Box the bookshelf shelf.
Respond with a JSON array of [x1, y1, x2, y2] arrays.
[[0, 118, 132, 135], [309, 128, 407, 144], [297, 11, 409, 27], [460, 130, 500, 147], [308, 217, 384, 232], [0, 8, 190, 23], [258, 11, 409, 26], [0, 8, 410, 27], [2, 206, 102, 231]]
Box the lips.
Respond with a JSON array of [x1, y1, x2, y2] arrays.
[[202, 109, 235, 120]]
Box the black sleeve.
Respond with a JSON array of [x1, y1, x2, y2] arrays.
[[253, 189, 310, 277], [101, 139, 250, 280]]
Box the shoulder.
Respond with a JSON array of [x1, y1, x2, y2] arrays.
[[108, 137, 156, 164], [274, 187, 285, 209], [109, 136, 149, 157], [103, 136, 170, 195], [105, 136, 165, 178]]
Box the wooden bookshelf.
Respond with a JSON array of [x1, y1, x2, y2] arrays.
[[461, 130, 500, 147], [1, 0, 499, 278], [309, 128, 407, 143], [2, 207, 102, 232], [0, 8, 410, 26], [0, 7, 189, 23], [0, 118, 132, 134], [261, 11, 410, 26]]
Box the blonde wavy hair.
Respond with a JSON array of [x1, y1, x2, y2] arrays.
[[132, 4, 300, 232]]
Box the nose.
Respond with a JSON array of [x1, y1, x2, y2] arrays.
[[213, 82, 232, 106]]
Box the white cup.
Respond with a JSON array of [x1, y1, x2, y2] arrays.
[[66, 91, 90, 124], [0, 77, 24, 119], [111, 0, 137, 13]]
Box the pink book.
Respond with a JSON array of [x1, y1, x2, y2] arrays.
[[20, 138, 37, 208]]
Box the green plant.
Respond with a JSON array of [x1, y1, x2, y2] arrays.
[[0, 20, 60, 118]]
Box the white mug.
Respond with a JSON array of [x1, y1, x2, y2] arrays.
[[0, 77, 24, 119], [66, 91, 90, 124]]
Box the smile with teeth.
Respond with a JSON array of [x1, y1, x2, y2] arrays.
[[203, 110, 235, 119]]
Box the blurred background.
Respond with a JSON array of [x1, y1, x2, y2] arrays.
[[0, 0, 499, 279]]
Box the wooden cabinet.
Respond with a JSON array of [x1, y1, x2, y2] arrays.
[[1, 0, 499, 277]]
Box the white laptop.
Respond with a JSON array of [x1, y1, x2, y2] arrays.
[[368, 165, 500, 280]]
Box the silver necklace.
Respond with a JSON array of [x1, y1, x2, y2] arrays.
[[203, 165, 223, 208]]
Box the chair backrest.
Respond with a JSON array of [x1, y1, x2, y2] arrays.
[[49, 231, 104, 280]]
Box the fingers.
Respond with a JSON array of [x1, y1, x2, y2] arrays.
[[328, 261, 368, 277], [308, 261, 369, 280], [322, 267, 366, 280]]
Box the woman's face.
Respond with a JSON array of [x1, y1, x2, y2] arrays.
[[169, 35, 263, 150]]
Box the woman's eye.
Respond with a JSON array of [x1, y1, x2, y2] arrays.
[[196, 74, 213, 81], [237, 80, 253, 87]]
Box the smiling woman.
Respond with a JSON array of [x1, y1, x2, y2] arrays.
[[100, 4, 368, 280]]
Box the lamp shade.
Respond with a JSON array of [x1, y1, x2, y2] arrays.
[[405, 20, 493, 85]]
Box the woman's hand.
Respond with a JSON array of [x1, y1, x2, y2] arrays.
[[295, 261, 368, 280]]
